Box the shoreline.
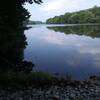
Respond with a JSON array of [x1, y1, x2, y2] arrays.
[[0, 75, 100, 100]]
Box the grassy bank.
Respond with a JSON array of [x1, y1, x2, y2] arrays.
[[0, 71, 55, 88], [0, 71, 93, 89]]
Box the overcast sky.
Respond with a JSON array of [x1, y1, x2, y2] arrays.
[[24, 0, 100, 22]]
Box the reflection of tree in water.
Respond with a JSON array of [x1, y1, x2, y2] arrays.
[[47, 25, 100, 38]]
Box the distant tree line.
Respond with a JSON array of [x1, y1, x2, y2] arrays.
[[24, 20, 43, 25], [46, 6, 100, 24]]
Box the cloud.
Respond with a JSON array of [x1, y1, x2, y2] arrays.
[[42, 0, 66, 12], [41, 0, 100, 12], [24, 0, 100, 21]]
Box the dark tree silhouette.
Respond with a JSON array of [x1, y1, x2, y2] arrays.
[[0, 0, 43, 72]]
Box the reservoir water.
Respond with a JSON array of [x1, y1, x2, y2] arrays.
[[24, 24, 100, 79]]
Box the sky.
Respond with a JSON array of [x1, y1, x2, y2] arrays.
[[24, 0, 100, 22]]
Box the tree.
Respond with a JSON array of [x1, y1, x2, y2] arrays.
[[46, 6, 100, 24], [0, 0, 43, 72]]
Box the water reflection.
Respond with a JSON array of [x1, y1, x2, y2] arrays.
[[47, 25, 100, 38], [24, 25, 100, 79]]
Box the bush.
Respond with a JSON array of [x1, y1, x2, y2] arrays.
[[0, 71, 56, 88]]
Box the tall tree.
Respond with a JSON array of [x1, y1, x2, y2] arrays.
[[0, 0, 43, 72]]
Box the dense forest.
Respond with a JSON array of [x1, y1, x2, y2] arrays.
[[46, 6, 100, 24]]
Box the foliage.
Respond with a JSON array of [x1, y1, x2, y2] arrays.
[[46, 6, 100, 24], [0, 71, 55, 87], [47, 25, 100, 38], [0, 0, 42, 72]]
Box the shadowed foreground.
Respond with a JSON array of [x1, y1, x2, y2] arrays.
[[0, 74, 100, 100]]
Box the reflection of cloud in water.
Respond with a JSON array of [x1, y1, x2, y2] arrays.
[[94, 60, 100, 67], [25, 25, 100, 79], [79, 48, 100, 54], [41, 34, 65, 45], [66, 59, 80, 67], [93, 54, 100, 67], [40, 33, 100, 68], [40, 34, 86, 46], [41, 34, 100, 50]]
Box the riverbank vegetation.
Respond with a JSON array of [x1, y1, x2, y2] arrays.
[[0, 0, 43, 87], [46, 6, 100, 24], [47, 24, 100, 38], [0, 70, 97, 88]]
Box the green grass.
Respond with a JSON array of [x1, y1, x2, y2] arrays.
[[0, 71, 87, 88], [0, 71, 56, 87]]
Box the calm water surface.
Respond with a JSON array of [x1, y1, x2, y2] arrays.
[[24, 24, 100, 79]]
